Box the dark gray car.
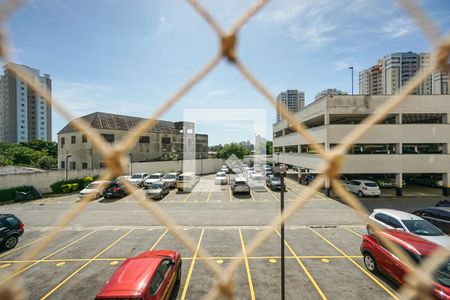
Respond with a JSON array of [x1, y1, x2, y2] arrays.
[[0, 214, 24, 250]]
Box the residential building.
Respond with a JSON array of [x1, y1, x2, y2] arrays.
[[276, 89, 305, 122], [315, 88, 348, 101], [57, 112, 208, 170], [273, 95, 450, 196], [0, 63, 52, 143], [359, 52, 448, 95]]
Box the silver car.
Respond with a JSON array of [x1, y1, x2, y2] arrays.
[[368, 208, 450, 249]]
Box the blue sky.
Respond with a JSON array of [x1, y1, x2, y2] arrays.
[[5, 0, 450, 145]]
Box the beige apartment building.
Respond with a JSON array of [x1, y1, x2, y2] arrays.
[[273, 95, 450, 196], [57, 112, 208, 170]]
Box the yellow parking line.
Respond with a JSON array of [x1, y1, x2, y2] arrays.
[[40, 229, 134, 300], [275, 230, 327, 300], [149, 229, 169, 250], [286, 177, 328, 200], [1, 230, 98, 284], [0, 255, 365, 264], [239, 229, 256, 300], [161, 189, 177, 203], [267, 188, 279, 201], [183, 191, 192, 202], [0, 234, 49, 258], [344, 227, 363, 238], [207, 183, 213, 202], [181, 228, 205, 300], [308, 228, 399, 300]]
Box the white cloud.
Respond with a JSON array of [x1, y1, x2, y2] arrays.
[[53, 81, 113, 117], [380, 17, 417, 38], [287, 19, 336, 47], [206, 88, 236, 99]]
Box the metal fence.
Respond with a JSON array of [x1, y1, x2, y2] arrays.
[[0, 0, 449, 299]]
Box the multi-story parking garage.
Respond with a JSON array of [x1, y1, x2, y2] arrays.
[[273, 95, 450, 196]]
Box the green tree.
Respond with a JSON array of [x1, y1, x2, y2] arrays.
[[265, 141, 273, 155], [20, 140, 57, 157], [36, 156, 57, 170], [217, 143, 251, 159], [0, 154, 12, 166]]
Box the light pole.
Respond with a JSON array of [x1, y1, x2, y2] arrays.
[[65, 154, 72, 181], [200, 154, 203, 175], [349, 66, 354, 95], [274, 165, 286, 300], [129, 153, 133, 175], [276, 152, 280, 166]]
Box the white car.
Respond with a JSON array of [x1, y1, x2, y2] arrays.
[[368, 209, 450, 249], [215, 172, 228, 185], [220, 166, 229, 174], [345, 179, 380, 197], [162, 173, 178, 188], [79, 180, 110, 199], [144, 173, 164, 188], [250, 174, 266, 191], [129, 173, 149, 187]]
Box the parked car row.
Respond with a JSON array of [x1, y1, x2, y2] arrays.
[[363, 206, 450, 298]]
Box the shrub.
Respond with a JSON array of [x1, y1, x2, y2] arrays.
[[82, 176, 93, 187], [50, 178, 86, 193], [0, 186, 34, 202]]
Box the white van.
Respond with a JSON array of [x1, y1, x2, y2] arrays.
[[250, 173, 266, 191], [176, 172, 198, 191]]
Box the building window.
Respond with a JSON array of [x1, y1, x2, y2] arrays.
[[99, 162, 106, 168], [402, 143, 444, 154], [82, 162, 88, 169], [71, 135, 76, 144], [61, 161, 65, 169], [161, 137, 171, 144], [101, 134, 115, 143], [139, 136, 150, 143], [61, 137, 65, 148], [70, 162, 76, 169], [82, 134, 87, 143]]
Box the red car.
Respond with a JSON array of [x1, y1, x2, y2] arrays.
[[96, 250, 182, 300], [361, 229, 450, 299]]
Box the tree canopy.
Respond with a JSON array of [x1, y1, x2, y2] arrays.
[[0, 140, 58, 169]]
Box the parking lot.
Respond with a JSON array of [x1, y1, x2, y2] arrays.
[[0, 174, 402, 299]]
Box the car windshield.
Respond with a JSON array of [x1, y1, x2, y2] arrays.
[[216, 172, 226, 177], [131, 175, 142, 179], [434, 259, 450, 288], [149, 175, 161, 179], [364, 182, 378, 187], [235, 180, 247, 185], [253, 176, 265, 181], [402, 220, 445, 236], [85, 183, 100, 189], [271, 177, 281, 182], [150, 183, 163, 189], [164, 174, 176, 179], [179, 176, 192, 181]]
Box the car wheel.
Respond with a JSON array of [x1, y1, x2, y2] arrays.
[[176, 262, 182, 284], [363, 253, 378, 273], [357, 191, 364, 198], [3, 235, 18, 250]]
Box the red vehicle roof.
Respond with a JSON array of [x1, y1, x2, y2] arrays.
[[96, 250, 178, 299], [379, 229, 440, 256]]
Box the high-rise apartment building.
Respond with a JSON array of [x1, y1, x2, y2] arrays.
[[276, 89, 305, 122], [0, 63, 52, 143], [359, 52, 449, 96]]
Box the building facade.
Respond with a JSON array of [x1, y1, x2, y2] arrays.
[[276, 89, 305, 122], [57, 112, 208, 170], [359, 52, 448, 96], [0, 63, 52, 143], [273, 95, 450, 195]]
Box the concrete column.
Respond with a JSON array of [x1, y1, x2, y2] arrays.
[[443, 173, 450, 196], [397, 143, 402, 155], [298, 145, 301, 154], [396, 113, 402, 124], [395, 173, 403, 196], [324, 113, 330, 125]]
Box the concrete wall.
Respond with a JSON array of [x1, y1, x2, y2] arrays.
[[0, 159, 224, 194]]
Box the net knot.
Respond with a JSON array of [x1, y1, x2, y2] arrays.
[[104, 150, 126, 179], [221, 34, 237, 63]]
